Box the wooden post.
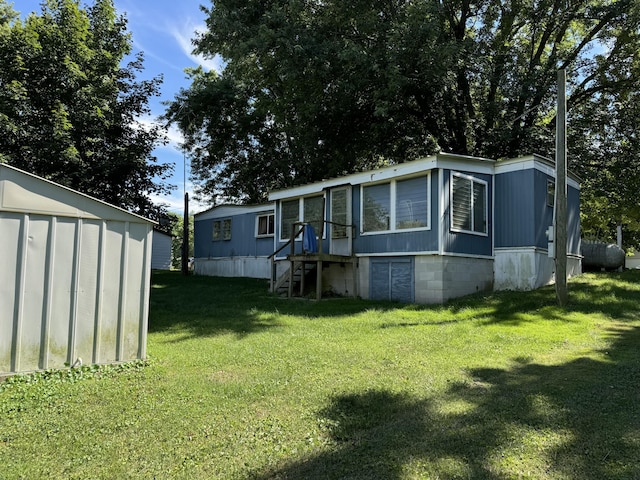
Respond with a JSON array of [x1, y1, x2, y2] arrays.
[[316, 260, 322, 300], [555, 69, 568, 306]]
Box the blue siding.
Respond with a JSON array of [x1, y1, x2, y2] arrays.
[[353, 172, 439, 254], [195, 211, 274, 258], [494, 167, 580, 253], [494, 170, 535, 248], [442, 170, 493, 256]]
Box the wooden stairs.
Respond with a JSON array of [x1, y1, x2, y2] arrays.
[[273, 262, 318, 297]]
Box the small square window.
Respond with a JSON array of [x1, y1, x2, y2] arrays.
[[257, 213, 275, 237], [212, 221, 221, 241]]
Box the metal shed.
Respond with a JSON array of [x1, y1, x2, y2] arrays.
[[0, 163, 154, 376]]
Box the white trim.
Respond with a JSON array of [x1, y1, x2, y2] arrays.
[[355, 250, 440, 257], [196, 203, 275, 221], [354, 251, 494, 260], [268, 153, 494, 201], [495, 155, 580, 190], [441, 251, 494, 260]]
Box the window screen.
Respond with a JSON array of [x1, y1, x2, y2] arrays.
[[363, 183, 391, 232]]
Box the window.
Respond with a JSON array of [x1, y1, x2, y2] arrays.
[[451, 172, 487, 235], [547, 180, 555, 207], [304, 195, 324, 235], [212, 219, 232, 241], [222, 219, 232, 240], [331, 188, 348, 239], [256, 213, 275, 237], [361, 174, 430, 234], [396, 176, 428, 229], [363, 183, 391, 232], [280, 195, 325, 241], [281, 199, 299, 240]]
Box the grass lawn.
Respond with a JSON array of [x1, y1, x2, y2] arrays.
[[2, 270, 640, 479]]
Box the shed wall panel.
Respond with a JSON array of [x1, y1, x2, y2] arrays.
[[0, 214, 21, 372], [75, 220, 101, 364], [19, 216, 50, 371], [49, 218, 77, 368], [100, 221, 125, 363], [123, 222, 148, 360]]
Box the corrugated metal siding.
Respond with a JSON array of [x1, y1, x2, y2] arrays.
[[441, 170, 493, 256]]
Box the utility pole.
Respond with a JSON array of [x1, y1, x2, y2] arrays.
[[182, 191, 190, 275], [181, 149, 190, 276], [555, 69, 568, 306]]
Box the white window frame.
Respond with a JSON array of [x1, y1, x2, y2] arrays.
[[450, 171, 488, 237], [279, 194, 326, 241], [255, 212, 275, 238], [360, 173, 431, 235]]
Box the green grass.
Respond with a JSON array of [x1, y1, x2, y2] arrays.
[[2, 271, 640, 479]]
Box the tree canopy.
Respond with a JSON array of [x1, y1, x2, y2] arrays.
[[0, 0, 171, 217], [166, 0, 640, 246]]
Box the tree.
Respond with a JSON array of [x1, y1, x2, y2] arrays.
[[0, 0, 172, 217], [167, 212, 194, 270], [167, 0, 640, 247]]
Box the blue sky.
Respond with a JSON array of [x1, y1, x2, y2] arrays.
[[16, 0, 220, 214]]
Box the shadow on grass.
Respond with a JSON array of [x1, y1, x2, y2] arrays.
[[254, 325, 640, 480], [444, 270, 640, 326], [150, 270, 640, 340], [148, 271, 400, 340]]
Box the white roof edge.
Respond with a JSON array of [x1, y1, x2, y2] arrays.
[[269, 153, 497, 201], [195, 202, 275, 220], [496, 153, 581, 187], [0, 162, 156, 224]]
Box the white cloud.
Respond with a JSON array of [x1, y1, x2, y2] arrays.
[[150, 183, 210, 215], [170, 21, 225, 73]]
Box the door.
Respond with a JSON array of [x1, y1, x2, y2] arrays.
[[370, 257, 414, 303], [330, 186, 352, 256]]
